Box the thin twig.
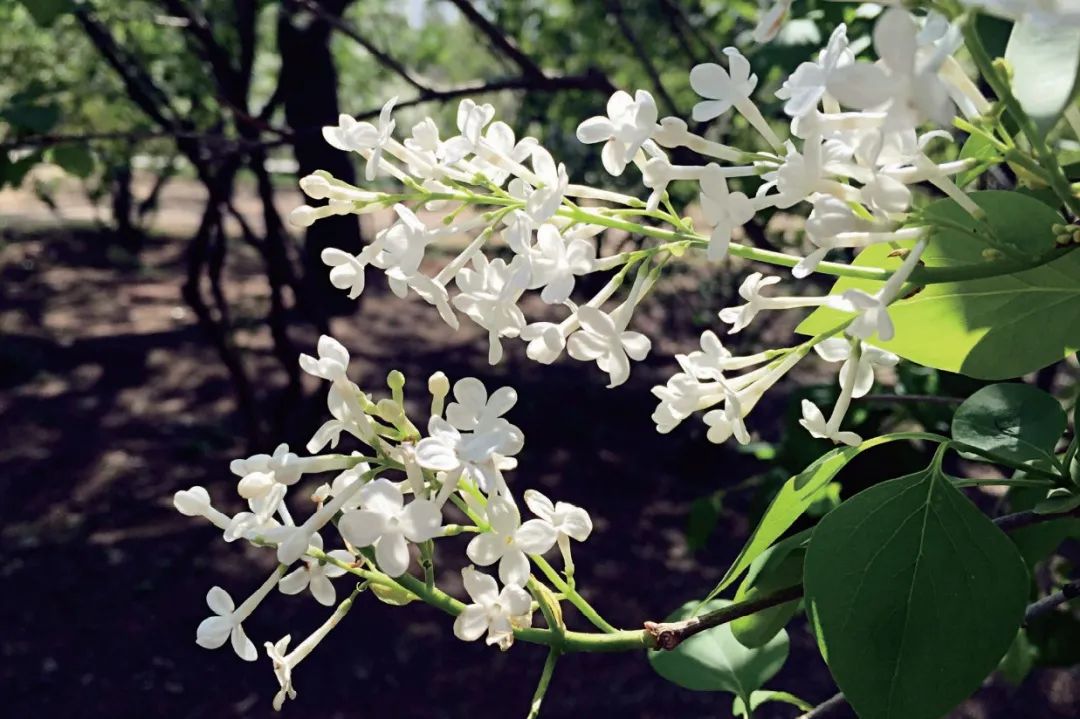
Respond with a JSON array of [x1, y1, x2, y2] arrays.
[[1024, 579, 1080, 624], [798, 692, 847, 719]]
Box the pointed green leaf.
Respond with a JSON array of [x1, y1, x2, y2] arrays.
[[705, 433, 939, 602], [804, 468, 1029, 719], [648, 599, 788, 704]]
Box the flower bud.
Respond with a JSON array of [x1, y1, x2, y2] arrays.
[[299, 174, 333, 200], [428, 371, 449, 417], [289, 205, 320, 228]]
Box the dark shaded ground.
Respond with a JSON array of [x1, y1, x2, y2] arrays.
[[2, 227, 1077, 718]]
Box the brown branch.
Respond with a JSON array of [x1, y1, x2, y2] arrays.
[[645, 584, 803, 650], [345, 71, 615, 123], [444, 0, 546, 79], [288, 0, 429, 93], [646, 505, 1080, 650], [1025, 579, 1080, 623], [798, 692, 847, 719]]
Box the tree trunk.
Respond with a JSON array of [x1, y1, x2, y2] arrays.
[[277, 0, 363, 319]]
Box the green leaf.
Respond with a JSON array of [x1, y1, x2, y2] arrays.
[[731, 531, 807, 648], [956, 134, 1000, 187], [16, 0, 72, 27], [952, 383, 1066, 466], [732, 690, 813, 717], [797, 192, 1079, 380], [804, 467, 1029, 719], [1005, 18, 1080, 135], [50, 146, 95, 179], [648, 599, 788, 705], [705, 433, 938, 602], [0, 150, 43, 189]]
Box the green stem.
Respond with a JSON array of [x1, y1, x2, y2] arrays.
[[526, 648, 561, 719], [531, 554, 619, 634]]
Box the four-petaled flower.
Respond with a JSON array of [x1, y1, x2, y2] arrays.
[[567, 306, 651, 388], [338, 479, 444, 577], [575, 89, 658, 176], [322, 97, 398, 180], [278, 533, 354, 606], [467, 497, 557, 586], [453, 565, 533, 650]]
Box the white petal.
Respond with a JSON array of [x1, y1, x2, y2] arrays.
[[309, 572, 337, 606], [501, 584, 533, 616], [196, 616, 232, 649], [515, 519, 558, 554], [485, 497, 521, 536], [462, 565, 499, 604], [338, 510, 388, 548], [523, 489, 555, 521], [231, 624, 258, 662], [576, 116, 615, 144], [499, 549, 531, 587], [374, 532, 411, 577], [557, 505, 593, 542], [399, 499, 444, 542], [278, 569, 310, 596], [206, 586, 234, 615], [466, 532, 505, 566], [453, 604, 490, 642], [358, 478, 405, 515]]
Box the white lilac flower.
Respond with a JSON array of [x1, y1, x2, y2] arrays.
[[414, 415, 523, 495], [959, 0, 1080, 29], [703, 352, 804, 444], [224, 488, 284, 543], [527, 224, 596, 304], [337, 478, 444, 577], [288, 200, 355, 229], [575, 89, 659, 176], [263, 463, 371, 565], [827, 8, 954, 131], [322, 97, 398, 180], [471, 121, 537, 186], [374, 204, 436, 296], [794, 196, 874, 278], [403, 117, 442, 177], [173, 486, 231, 530], [690, 48, 783, 147], [520, 321, 568, 364], [311, 460, 371, 511], [799, 399, 862, 446], [441, 99, 497, 163], [829, 238, 928, 342], [264, 593, 356, 710], [299, 335, 350, 383], [719, 272, 830, 334], [567, 306, 651, 388], [523, 489, 593, 572], [196, 567, 285, 661], [278, 533, 353, 606], [509, 146, 569, 224], [453, 565, 534, 650], [776, 24, 853, 118], [231, 443, 305, 501], [813, 338, 898, 398], [453, 254, 529, 364], [444, 377, 518, 432], [758, 135, 851, 209], [699, 164, 755, 261], [466, 497, 557, 586]]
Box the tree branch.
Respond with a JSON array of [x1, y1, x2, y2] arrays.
[[288, 0, 429, 93], [445, 0, 546, 79]]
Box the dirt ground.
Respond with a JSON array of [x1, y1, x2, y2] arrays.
[[2, 182, 1077, 718]]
